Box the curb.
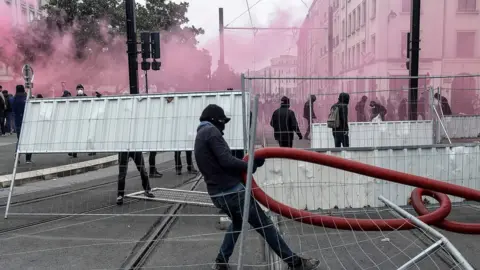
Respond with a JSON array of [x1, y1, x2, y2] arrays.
[[0, 155, 118, 188]]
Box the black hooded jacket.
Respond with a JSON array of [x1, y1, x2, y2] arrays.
[[332, 92, 350, 132], [194, 104, 248, 195], [270, 96, 301, 141]]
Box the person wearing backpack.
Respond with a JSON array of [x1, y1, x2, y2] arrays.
[[327, 92, 350, 148], [270, 96, 302, 147]]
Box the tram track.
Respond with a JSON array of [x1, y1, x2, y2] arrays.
[[0, 164, 197, 236], [120, 174, 203, 270]]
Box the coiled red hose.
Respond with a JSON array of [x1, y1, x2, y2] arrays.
[[243, 147, 480, 233]]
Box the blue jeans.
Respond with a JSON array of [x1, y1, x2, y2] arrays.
[[5, 112, 13, 133], [211, 186, 301, 266]]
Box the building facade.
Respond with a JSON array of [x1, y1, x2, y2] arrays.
[[298, 0, 480, 115], [253, 55, 298, 97], [0, 0, 47, 83]]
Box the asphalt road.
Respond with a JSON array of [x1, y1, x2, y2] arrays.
[[0, 135, 113, 175]]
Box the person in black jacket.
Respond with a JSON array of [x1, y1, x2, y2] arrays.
[[13, 85, 32, 163], [434, 93, 452, 116], [270, 96, 302, 147], [370, 101, 387, 121], [194, 104, 320, 270], [355, 95, 368, 122], [303, 95, 316, 140], [332, 92, 350, 148], [116, 152, 155, 205]]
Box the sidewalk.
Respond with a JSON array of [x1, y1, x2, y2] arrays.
[[0, 135, 113, 175]]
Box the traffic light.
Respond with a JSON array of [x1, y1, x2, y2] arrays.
[[151, 32, 161, 59], [140, 32, 151, 59]]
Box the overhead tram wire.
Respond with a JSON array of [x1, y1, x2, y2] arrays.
[[224, 0, 265, 28]]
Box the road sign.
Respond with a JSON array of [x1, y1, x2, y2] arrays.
[[22, 64, 34, 83]]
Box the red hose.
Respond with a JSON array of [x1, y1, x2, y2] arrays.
[[242, 147, 480, 232], [410, 188, 480, 234]]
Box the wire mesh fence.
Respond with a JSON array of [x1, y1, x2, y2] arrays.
[[244, 74, 480, 149]]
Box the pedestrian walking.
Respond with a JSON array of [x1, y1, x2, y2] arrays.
[[303, 95, 317, 140], [270, 96, 302, 147], [328, 93, 350, 148], [355, 96, 368, 122], [116, 152, 155, 205], [194, 104, 321, 270], [12, 85, 32, 163], [174, 151, 198, 175]]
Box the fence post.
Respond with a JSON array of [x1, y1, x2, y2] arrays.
[[241, 73, 248, 153], [237, 95, 260, 269]]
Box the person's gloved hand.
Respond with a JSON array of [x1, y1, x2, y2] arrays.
[[254, 158, 266, 168]]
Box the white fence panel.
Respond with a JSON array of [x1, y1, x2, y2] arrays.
[[255, 145, 480, 210], [19, 91, 249, 153], [444, 115, 480, 138], [311, 121, 433, 148]]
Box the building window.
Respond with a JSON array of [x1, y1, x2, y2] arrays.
[[342, 20, 345, 40], [352, 47, 356, 67], [402, 0, 411, 12], [456, 31, 475, 57], [348, 14, 352, 36], [352, 10, 356, 32], [356, 44, 361, 66], [371, 34, 376, 54], [401, 32, 408, 58], [361, 1, 366, 25], [362, 40, 366, 53], [357, 7, 361, 29], [458, 0, 477, 11], [371, 0, 376, 19]]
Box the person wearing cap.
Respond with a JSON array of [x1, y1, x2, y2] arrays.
[[194, 104, 320, 270], [270, 96, 302, 147]]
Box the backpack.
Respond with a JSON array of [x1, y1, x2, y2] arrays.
[[327, 105, 340, 129]]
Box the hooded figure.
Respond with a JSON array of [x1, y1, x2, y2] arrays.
[[62, 90, 72, 97], [370, 100, 387, 121], [355, 95, 368, 122], [193, 104, 320, 270], [12, 85, 32, 163], [331, 92, 350, 148], [303, 95, 317, 140], [434, 93, 452, 116], [270, 96, 302, 147], [76, 84, 87, 96]]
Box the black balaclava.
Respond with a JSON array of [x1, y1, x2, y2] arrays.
[[199, 104, 231, 134]]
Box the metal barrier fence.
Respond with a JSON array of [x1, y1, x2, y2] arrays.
[[242, 74, 480, 149]]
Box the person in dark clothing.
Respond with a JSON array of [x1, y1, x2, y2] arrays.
[[2, 89, 13, 134], [303, 95, 317, 140], [76, 84, 88, 97], [12, 85, 32, 163], [355, 95, 368, 122], [61, 90, 72, 97], [270, 96, 302, 147], [386, 99, 396, 121], [194, 104, 320, 270], [0, 90, 5, 136], [398, 98, 408, 121], [174, 151, 198, 175], [370, 101, 388, 121], [434, 93, 452, 116], [331, 93, 350, 148], [36, 94, 44, 99], [147, 152, 164, 178], [117, 152, 155, 205]]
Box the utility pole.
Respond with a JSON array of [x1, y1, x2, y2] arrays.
[[219, 8, 225, 68], [408, 0, 421, 120], [125, 0, 139, 94], [327, 5, 333, 77]]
